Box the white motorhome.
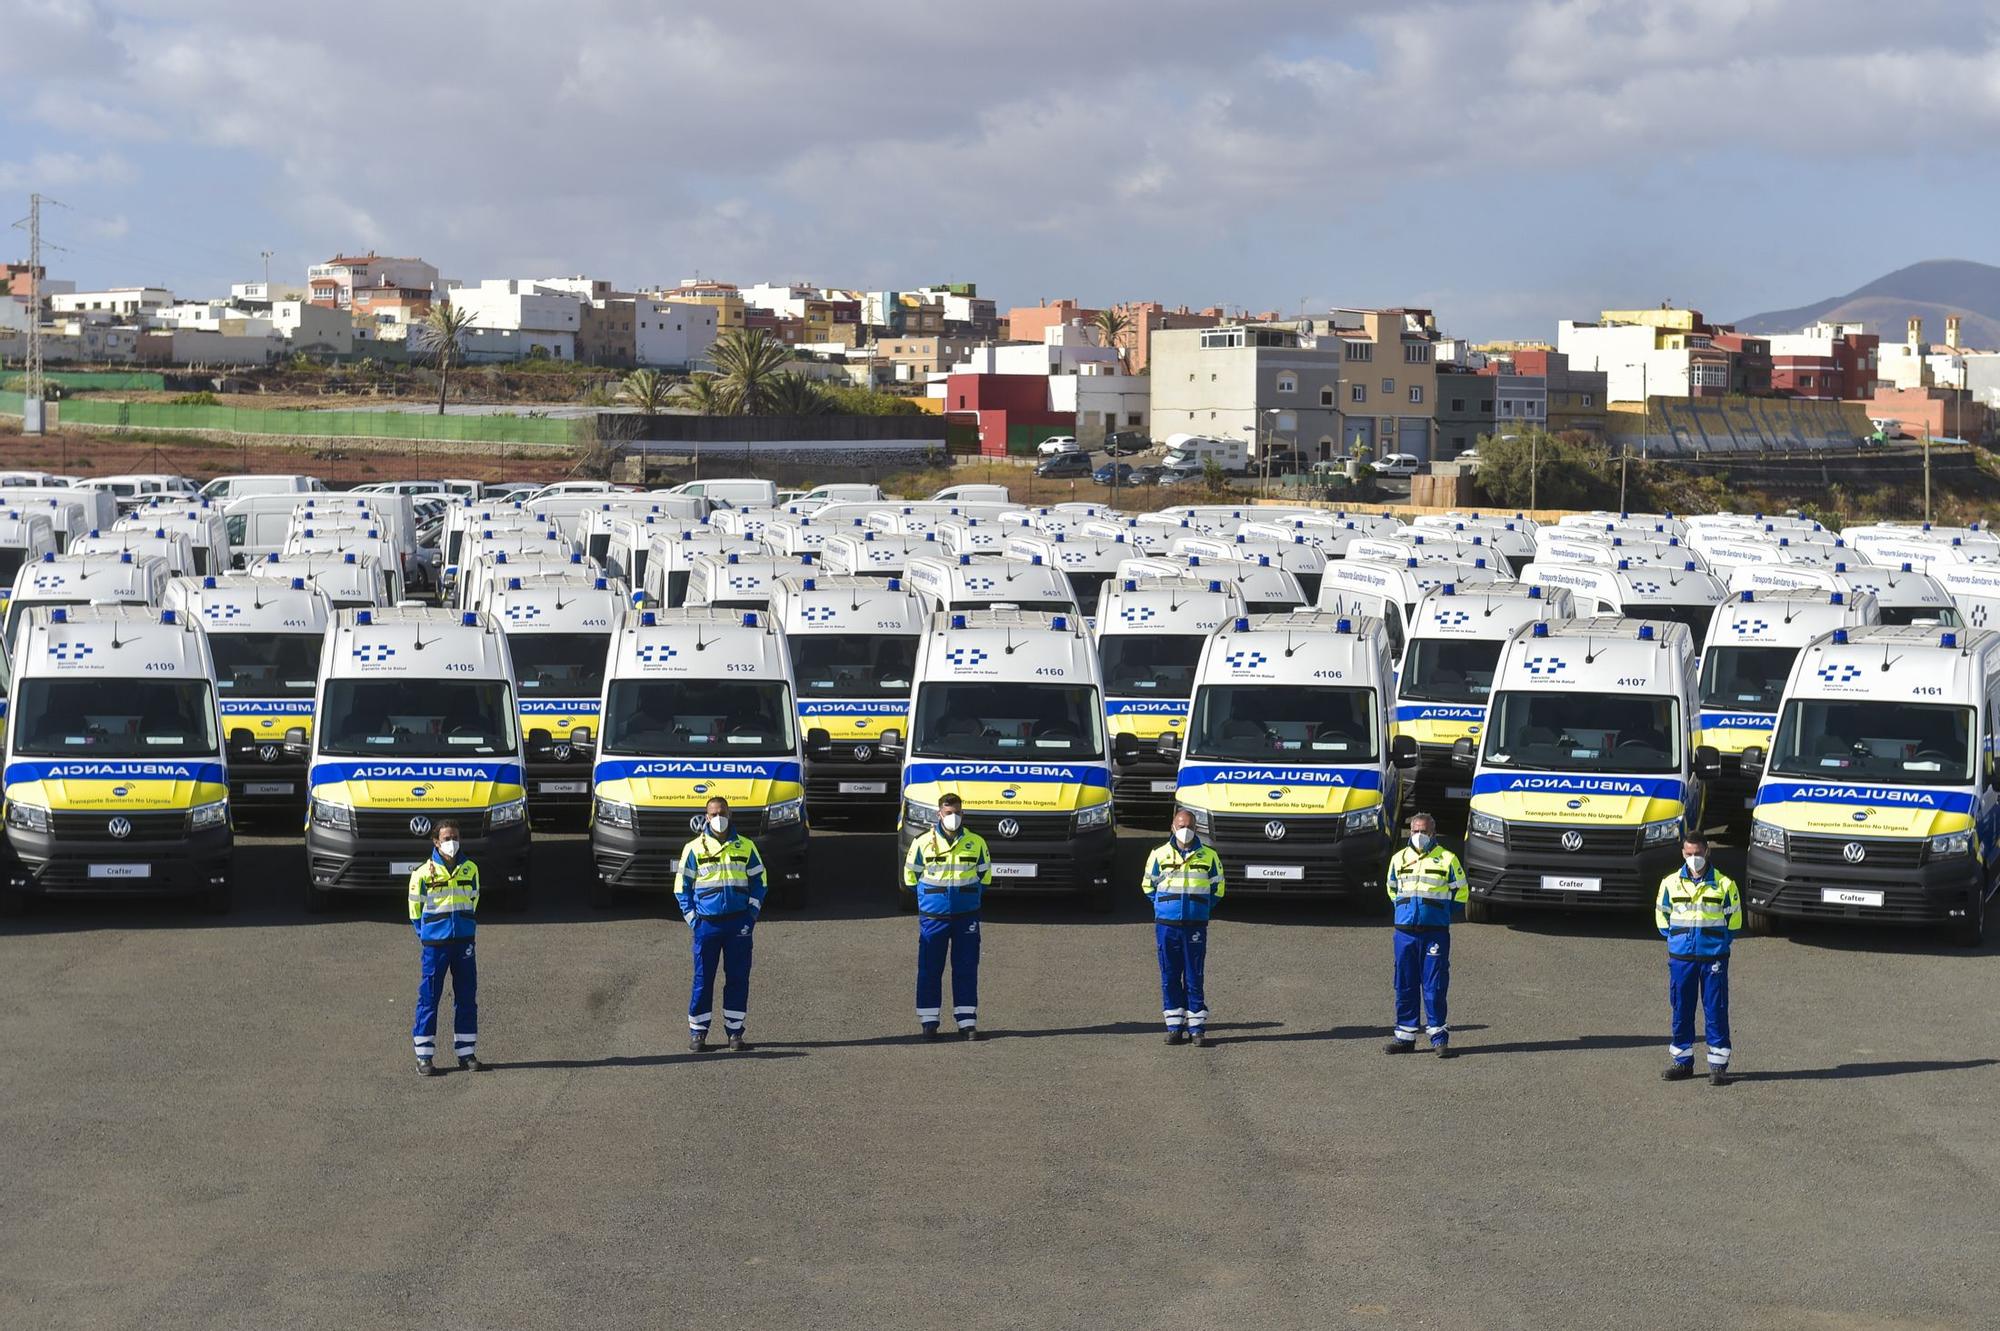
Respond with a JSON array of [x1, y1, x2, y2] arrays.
[[1160, 435, 1249, 474], [1170, 611, 1400, 898], [1462, 618, 1710, 919], [1745, 624, 2000, 943]]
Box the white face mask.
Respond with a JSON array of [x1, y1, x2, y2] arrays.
[[939, 812, 963, 834], [707, 815, 730, 837], [437, 840, 460, 860], [1410, 832, 1434, 853], [1685, 854, 1707, 876], [1173, 826, 1195, 846]]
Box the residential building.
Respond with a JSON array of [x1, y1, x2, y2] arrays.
[[1435, 371, 1495, 456], [307, 253, 440, 311], [1559, 306, 1769, 403], [662, 280, 748, 332], [271, 301, 357, 357], [1867, 385, 1989, 442], [1878, 316, 1972, 392], [1508, 349, 1608, 439], [740, 283, 838, 345], [50, 287, 173, 319], [1320, 307, 1441, 461], [1761, 321, 1880, 400], [940, 321, 1149, 443], [1149, 324, 1345, 461], [913, 284, 998, 339], [443, 279, 582, 358], [876, 335, 983, 385], [5, 262, 73, 302], [940, 373, 1071, 458], [137, 327, 284, 366], [230, 281, 308, 306]]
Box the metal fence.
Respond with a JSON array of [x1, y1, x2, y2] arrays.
[[0, 390, 582, 445]]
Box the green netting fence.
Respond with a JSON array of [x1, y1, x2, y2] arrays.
[[0, 389, 582, 445], [0, 371, 168, 392]]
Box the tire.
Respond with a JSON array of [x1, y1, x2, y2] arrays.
[[784, 875, 813, 910], [1083, 884, 1117, 914], [1746, 907, 1786, 937], [1951, 887, 1987, 948], [0, 881, 25, 918], [589, 878, 615, 911], [303, 881, 333, 915], [200, 876, 233, 916], [1465, 894, 1496, 924]]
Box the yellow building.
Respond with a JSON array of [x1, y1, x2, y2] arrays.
[[659, 281, 746, 330], [1597, 307, 1707, 351]]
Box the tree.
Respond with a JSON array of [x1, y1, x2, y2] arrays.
[[1092, 308, 1132, 372], [413, 301, 477, 415], [617, 367, 673, 416], [670, 371, 733, 416], [1475, 428, 1619, 509], [707, 327, 794, 414], [767, 372, 830, 416]]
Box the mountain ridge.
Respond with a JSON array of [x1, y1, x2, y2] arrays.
[[1734, 259, 2000, 348]]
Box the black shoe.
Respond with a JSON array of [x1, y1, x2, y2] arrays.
[[458, 1055, 487, 1072], [1709, 1067, 1730, 1087], [416, 1057, 436, 1077], [689, 1033, 708, 1054], [1191, 1030, 1208, 1048], [961, 1027, 981, 1042], [1165, 1029, 1186, 1045], [1383, 1039, 1417, 1055], [1661, 1062, 1694, 1081], [727, 1033, 748, 1052], [1434, 1044, 1456, 1059], [922, 1026, 941, 1041]]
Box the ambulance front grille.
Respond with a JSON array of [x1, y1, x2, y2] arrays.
[[49, 811, 188, 842], [1787, 834, 1926, 868], [351, 809, 490, 840]]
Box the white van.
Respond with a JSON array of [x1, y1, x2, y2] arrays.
[[1096, 575, 1245, 810], [246, 553, 394, 610], [489, 575, 624, 817], [3, 552, 170, 651], [1002, 533, 1127, 620], [1170, 533, 1328, 602], [120, 505, 232, 576], [199, 474, 325, 503], [69, 526, 198, 576], [161, 573, 332, 814], [903, 553, 1080, 616], [2, 604, 231, 912], [1, 486, 115, 535], [1519, 560, 1726, 652], [684, 551, 820, 610], [304, 607, 529, 910], [1462, 618, 1710, 919], [663, 477, 780, 510], [1123, 555, 1310, 616], [0, 510, 60, 612], [1170, 610, 1400, 898], [929, 483, 1011, 505], [1745, 624, 2000, 943], [820, 530, 920, 581], [770, 574, 928, 817], [1318, 557, 1507, 659]]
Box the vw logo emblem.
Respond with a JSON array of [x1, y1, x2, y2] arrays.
[[1263, 820, 1287, 841], [552, 744, 572, 762], [107, 816, 132, 839], [1559, 830, 1584, 852], [1842, 841, 1866, 864], [996, 818, 1021, 839], [257, 743, 280, 764], [409, 815, 432, 838], [689, 813, 708, 834], [852, 744, 873, 763]]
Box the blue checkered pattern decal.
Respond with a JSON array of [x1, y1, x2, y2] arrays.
[[638, 644, 678, 663], [801, 606, 837, 623], [1817, 663, 1862, 683], [504, 604, 544, 622], [206, 603, 243, 622], [945, 647, 990, 665], [1730, 618, 1768, 636], [1522, 655, 1568, 677], [1225, 649, 1269, 668], [1436, 609, 1470, 627], [1121, 606, 1157, 623], [51, 642, 94, 662], [353, 643, 395, 663]]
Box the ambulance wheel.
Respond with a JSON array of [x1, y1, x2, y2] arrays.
[[897, 885, 918, 913], [1083, 884, 1117, 914], [784, 876, 813, 909], [200, 877, 233, 916], [1746, 907, 1786, 937], [1951, 889, 1986, 948], [304, 882, 334, 915], [1465, 894, 1498, 924], [0, 881, 23, 917], [589, 878, 615, 910], [500, 885, 531, 914]]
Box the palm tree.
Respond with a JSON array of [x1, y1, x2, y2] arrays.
[[414, 301, 478, 415], [617, 367, 673, 416], [767, 372, 829, 416], [707, 327, 794, 415], [1092, 308, 1132, 373], [670, 372, 734, 416]]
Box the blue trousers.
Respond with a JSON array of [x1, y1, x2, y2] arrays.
[[1392, 928, 1451, 1047], [690, 910, 754, 1035], [413, 940, 477, 1060], [1668, 956, 1732, 1067], [916, 914, 981, 1029], [1155, 922, 1209, 1031]]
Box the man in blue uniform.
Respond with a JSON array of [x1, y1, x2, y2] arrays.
[[1383, 811, 1469, 1058], [408, 820, 486, 1076], [1143, 808, 1225, 1046], [1657, 833, 1742, 1085], [675, 795, 768, 1053], [903, 792, 992, 1040]]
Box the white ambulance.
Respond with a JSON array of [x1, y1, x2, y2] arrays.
[[1095, 575, 1246, 812], [488, 574, 624, 818]]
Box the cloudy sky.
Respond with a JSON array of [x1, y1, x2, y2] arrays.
[[3, 0, 1994, 337]]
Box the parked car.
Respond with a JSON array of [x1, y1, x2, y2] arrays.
[[1128, 466, 1166, 486], [1372, 452, 1421, 477], [1103, 431, 1151, 457], [1157, 465, 1203, 487], [1035, 452, 1094, 478], [1258, 449, 1308, 474], [1036, 435, 1081, 457], [1092, 462, 1136, 486], [1454, 448, 1482, 466]]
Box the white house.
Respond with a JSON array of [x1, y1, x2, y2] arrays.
[[50, 287, 173, 319]]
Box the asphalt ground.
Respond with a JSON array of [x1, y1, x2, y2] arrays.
[[2, 819, 1996, 1331]]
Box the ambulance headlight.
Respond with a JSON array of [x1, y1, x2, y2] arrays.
[[488, 799, 527, 829], [593, 797, 634, 829], [766, 797, 804, 828], [190, 800, 229, 831], [1469, 810, 1506, 842], [309, 797, 353, 831], [902, 797, 938, 831], [1075, 801, 1113, 831], [1748, 820, 1787, 853], [1929, 829, 1974, 859], [5, 800, 49, 833], [1639, 817, 1683, 847], [1342, 805, 1382, 835]]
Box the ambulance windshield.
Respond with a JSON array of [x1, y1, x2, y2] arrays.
[[1483, 691, 1679, 774], [1769, 700, 1974, 785], [1187, 685, 1379, 763], [13, 678, 218, 758]]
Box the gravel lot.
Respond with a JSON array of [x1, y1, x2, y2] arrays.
[[1, 824, 1994, 1331]]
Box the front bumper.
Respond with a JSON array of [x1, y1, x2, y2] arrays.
[[1110, 753, 1182, 811], [7, 824, 232, 898], [1747, 841, 1985, 928], [803, 749, 901, 812], [307, 819, 530, 894], [1200, 820, 1390, 898], [593, 818, 808, 895], [1465, 832, 1682, 912], [523, 757, 594, 813], [898, 821, 1117, 897]]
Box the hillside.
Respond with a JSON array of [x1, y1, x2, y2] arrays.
[[1735, 259, 2000, 347]]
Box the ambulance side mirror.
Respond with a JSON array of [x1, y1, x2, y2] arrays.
[[569, 726, 594, 753], [1449, 737, 1476, 770], [878, 728, 903, 758], [1740, 747, 1765, 778], [1693, 745, 1722, 783], [1155, 730, 1182, 758], [282, 727, 310, 758], [806, 727, 833, 757], [1112, 731, 1142, 765], [1390, 734, 1420, 770]]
